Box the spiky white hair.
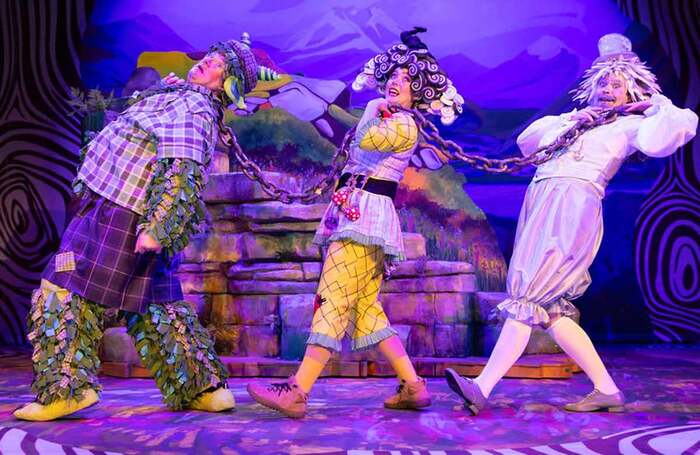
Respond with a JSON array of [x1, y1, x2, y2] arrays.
[[571, 56, 661, 105]]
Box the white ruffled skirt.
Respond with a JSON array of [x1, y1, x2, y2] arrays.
[[496, 177, 603, 326], [313, 188, 405, 260]]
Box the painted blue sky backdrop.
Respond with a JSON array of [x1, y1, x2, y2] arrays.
[[85, 0, 631, 109], [81, 0, 674, 183]]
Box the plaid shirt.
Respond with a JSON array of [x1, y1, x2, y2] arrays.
[[77, 84, 219, 215]]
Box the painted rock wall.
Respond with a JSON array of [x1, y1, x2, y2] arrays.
[[100, 172, 565, 366], [177, 172, 481, 359]]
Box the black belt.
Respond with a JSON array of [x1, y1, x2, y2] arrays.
[[336, 173, 398, 200]]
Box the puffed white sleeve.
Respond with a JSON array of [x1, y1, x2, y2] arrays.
[[516, 111, 578, 157], [632, 94, 698, 158]]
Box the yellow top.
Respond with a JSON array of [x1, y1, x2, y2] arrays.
[[358, 112, 418, 153]]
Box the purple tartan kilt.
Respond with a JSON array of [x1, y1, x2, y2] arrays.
[[43, 192, 183, 313]]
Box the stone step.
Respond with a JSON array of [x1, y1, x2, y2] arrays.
[[382, 273, 476, 293], [208, 200, 327, 223], [211, 220, 250, 233], [391, 260, 474, 277], [223, 260, 470, 285], [249, 221, 320, 233], [183, 232, 322, 263], [203, 172, 302, 203], [223, 259, 473, 284], [182, 232, 427, 265], [228, 280, 318, 295], [227, 262, 310, 281], [100, 354, 579, 379]]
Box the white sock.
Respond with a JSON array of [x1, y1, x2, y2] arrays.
[[474, 318, 532, 397], [547, 317, 619, 395]]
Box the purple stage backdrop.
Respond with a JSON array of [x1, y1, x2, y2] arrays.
[[0, 0, 697, 345]]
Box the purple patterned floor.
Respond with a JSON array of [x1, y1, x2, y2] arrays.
[[0, 345, 699, 454]]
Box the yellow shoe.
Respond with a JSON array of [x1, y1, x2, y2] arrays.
[[13, 389, 99, 421], [188, 387, 235, 412]]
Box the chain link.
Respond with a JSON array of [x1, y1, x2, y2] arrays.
[[227, 125, 354, 203]]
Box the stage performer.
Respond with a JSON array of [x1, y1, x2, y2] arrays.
[[247, 27, 464, 418], [14, 38, 272, 421], [445, 33, 697, 415]]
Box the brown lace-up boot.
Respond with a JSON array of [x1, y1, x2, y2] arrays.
[[247, 376, 308, 418], [384, 377, 431, 410]]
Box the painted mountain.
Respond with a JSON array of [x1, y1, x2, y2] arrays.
[[82, 2, 679, 182], [83, 0, 626, 106], [81, 13, 196, 93]]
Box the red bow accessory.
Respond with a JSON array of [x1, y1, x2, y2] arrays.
[[378, 104, 398, 119], [331, 189, 361, 221]]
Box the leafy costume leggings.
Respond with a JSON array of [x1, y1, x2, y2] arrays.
[[27, 279, 227, 410]]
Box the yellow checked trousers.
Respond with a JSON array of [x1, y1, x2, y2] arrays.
[[307, 240, 397, 351]]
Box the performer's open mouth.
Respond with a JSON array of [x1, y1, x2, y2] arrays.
[[387, 86, 400, 97]]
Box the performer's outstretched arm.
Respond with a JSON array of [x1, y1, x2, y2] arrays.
[[516, 112, 576, 156], [135, 105, 216, 255]]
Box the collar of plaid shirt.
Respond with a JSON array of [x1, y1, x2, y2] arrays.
[[134, 81, 221, 105]]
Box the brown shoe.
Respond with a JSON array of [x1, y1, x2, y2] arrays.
[[445, 368, 487, 416], [384, 377, 431, 410], [247, 376, 308, 418], [564, 389, 625, 412]]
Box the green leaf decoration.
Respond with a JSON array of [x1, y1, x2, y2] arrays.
[[27, 290, 104, 405], [137, 159, 207, 259], [124, 302, 227, 410]]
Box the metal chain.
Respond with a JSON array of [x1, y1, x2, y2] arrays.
[[104, 80, 630, 201], [405, 106, 628, 173], [224, 104, 629, 203], [227, 125, 354, 203]]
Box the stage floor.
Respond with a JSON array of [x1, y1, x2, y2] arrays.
[[0, 345, 699, 454]]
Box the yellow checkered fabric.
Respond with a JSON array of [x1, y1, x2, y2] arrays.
[[358, 112, 418, 153], [308, 239, 396, 351], [54, 252, 76, 272]]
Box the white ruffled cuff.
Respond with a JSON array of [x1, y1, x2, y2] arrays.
[[643, 93, 672, 117]]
